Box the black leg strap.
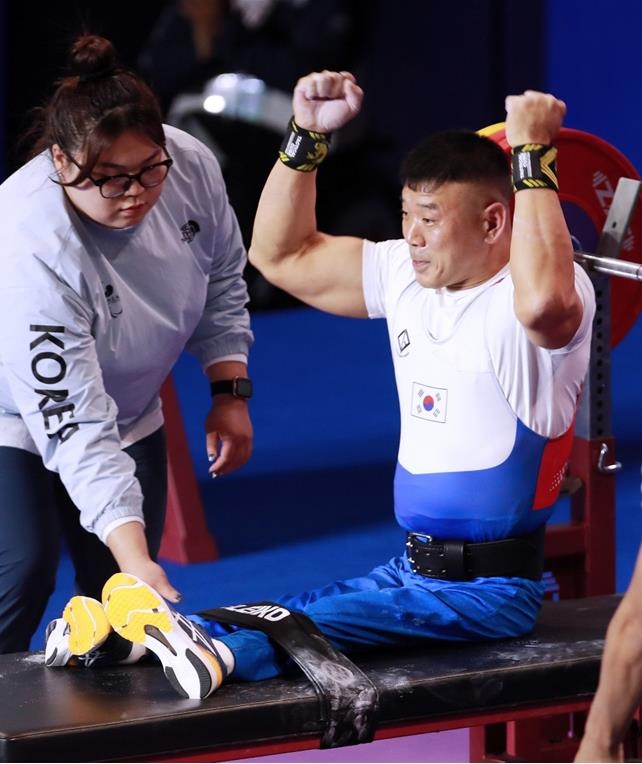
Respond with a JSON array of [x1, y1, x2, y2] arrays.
[[198, 602, 379, 748]]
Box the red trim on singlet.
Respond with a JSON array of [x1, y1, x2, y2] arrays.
[[532, 422, 575, 510]]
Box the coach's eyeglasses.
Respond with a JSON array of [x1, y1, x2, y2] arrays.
[[66, 155, 174, 198]]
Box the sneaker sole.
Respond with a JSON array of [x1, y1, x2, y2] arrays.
[[44, 618, 74, 667], [102, 573, 224, 699], [62, 596, 111, 656]]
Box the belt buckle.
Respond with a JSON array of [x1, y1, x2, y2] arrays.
[[407, 532, 433, 546], [406, 532, 433, 572]]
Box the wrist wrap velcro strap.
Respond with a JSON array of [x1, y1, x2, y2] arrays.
[[279, 117, 331, 172], [198, 601, 379, 748], [512, 144, 559, 192]]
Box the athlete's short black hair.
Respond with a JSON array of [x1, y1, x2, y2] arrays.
[[400, 129, 512, 201]]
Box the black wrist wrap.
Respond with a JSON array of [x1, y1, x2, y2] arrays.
[[512, 144, 559, 192], [279, 117, 331, 172]]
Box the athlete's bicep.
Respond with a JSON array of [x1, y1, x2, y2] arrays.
[[256, 232, 368, 318]]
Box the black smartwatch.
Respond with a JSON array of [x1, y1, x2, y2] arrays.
[[210, 377, 253, 400]]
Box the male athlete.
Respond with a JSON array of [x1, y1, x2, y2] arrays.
[[45, 71, 595, 701]]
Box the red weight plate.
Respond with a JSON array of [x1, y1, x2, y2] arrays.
[[480, 124, 642, 346]]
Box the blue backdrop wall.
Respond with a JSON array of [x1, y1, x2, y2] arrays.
[[546, 0, 642, 174]]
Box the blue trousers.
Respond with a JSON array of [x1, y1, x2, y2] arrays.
[[194, 552, 544, 681], [0, 427, 167, 653]]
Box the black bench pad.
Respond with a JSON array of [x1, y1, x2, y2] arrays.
[[0, 595, 618, 762]]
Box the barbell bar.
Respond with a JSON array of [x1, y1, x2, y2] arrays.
[[574, 250, 642, 282]]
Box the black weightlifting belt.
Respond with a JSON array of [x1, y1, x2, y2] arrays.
[[405, 525, 545, 581]]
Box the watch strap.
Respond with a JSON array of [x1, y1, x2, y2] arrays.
[[210, 377, 253, 399]]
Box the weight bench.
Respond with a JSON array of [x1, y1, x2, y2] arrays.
[[0, 594, 629, 763]]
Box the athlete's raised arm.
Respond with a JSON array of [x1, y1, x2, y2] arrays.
[[249, 71, 369, 318], [505, 90, 584, 349]]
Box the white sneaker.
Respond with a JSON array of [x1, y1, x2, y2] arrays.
[[44, 617, 74, 667], [44, 594, 146, 668], [102, 572, 230, 699]]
